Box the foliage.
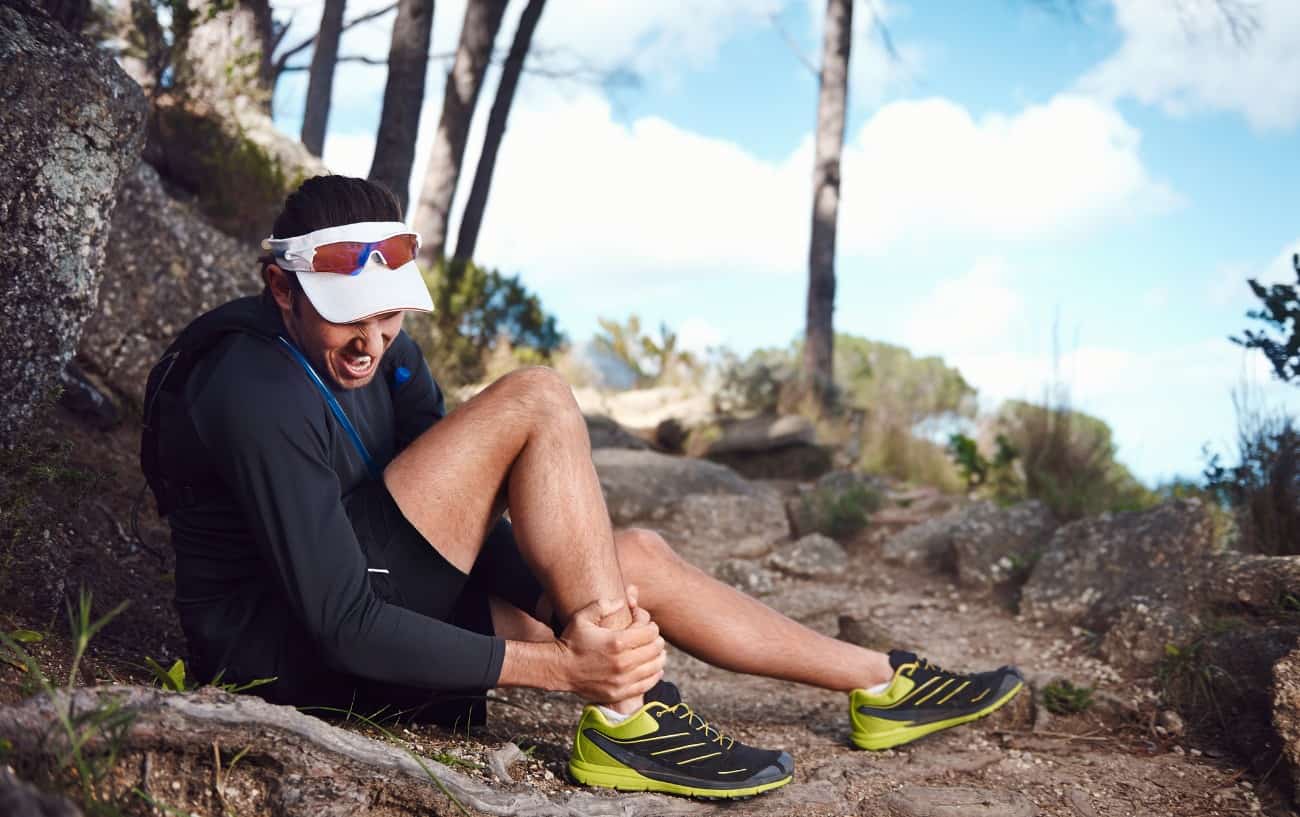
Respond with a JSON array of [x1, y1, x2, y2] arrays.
[[0, 590, 131, 816], [118, 0, 236, 97], [1041, 679, 1093, 715], [714, 336, 971, 490], [1203, 394, 1300, 556], [1234, 254, 1300, 384], [994, 397, 1154, 520], [795, 475, 882, 540], [408, 258, 564, 387], [591, 315, 700, 389], [947, 432, 1020, 500], [143, 656, 276, 694], [1158, 638, 1231, 731]]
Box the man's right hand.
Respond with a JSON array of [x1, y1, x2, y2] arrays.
[[556, 596, 666, 704]]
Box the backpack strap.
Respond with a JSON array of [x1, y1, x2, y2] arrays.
[[274, 335, 382, 480]]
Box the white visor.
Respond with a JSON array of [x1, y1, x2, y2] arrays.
[[262, 221, 434, 324]]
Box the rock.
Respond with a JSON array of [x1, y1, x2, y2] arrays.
[[705, 414, 815, 455], [714, 558, 778, 596], [144, 94, 325, 244], [657, 493, 790, 571], [1189, 625, 1300, 777], [1158, 709, 1186, 738], [882, 507, 965, 570], [698, 415, 831, 480], [1021, 499, 1215, 633], [654, 417, 687, 452], [1097, 600, 1200, 673], [1273, 646, 1300, 807], [570, 385, 716, 430], [585, 414, 649, 450], [78, 163, 262, 404], [1208, 552, 1300, 615], [768, 533, 848, 579], [836, 614, 896, 652], [762, 582, 863, 636], [949, 500, 1057, 598], [57, 361, 120, 430], [705, 443, 834, 481], [883, 785, 1036, 817], [0, 767, 82, 817], [0, 0, 146, 446], [594, 448, 762, 525]]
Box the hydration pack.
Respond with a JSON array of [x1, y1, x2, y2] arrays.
[[140, 296, 282, 517]]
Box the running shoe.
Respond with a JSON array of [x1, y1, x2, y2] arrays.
[[850, 650, 1024, 750], [568, 680, 794, 798]]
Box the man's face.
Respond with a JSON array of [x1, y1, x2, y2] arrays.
[[267, 266, 404, 389]]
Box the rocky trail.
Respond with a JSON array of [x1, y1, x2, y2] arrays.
[[2, 409, 1296, 817]]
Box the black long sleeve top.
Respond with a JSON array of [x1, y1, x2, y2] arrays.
[[166, 296, 505, 691]]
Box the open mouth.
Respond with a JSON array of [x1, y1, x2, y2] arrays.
[[338, 352, 374, 379]]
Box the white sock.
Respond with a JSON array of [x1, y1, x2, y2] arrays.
[[865, 680, 891, 695], [597, 705, 630, 724]]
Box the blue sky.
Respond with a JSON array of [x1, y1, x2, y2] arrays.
[[271, 0, 1300, 485]]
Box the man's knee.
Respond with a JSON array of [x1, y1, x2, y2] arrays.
[[617, 528, 678, 575], [496, 366, 583, 429]]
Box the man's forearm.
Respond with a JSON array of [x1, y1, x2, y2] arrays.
[[497, 638, 566, 691]]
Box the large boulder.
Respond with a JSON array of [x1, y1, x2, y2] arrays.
[[698, 415, 833, 481], [593, 448, 760, 526], [0, 0, 146, 445], [585, 414, 650, 451], [78, 163, 261, 404], [654, 493, 790, 571], [881, 500, 1057, 599], [1020, 499, 1215, 634], [144, 95, 325, 244], [1274, 646, 1300, 806], [949, 500, 1057, 598]]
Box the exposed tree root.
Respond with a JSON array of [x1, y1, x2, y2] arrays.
[[0, 685, 709, 817]]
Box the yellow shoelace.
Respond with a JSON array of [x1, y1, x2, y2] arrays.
[[666, 703, 735, 749]]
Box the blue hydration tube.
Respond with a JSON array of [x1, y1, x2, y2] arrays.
[[276, 335, 382, 480]]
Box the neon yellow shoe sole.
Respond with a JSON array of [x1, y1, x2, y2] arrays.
[[568, 757, 793, 799], [851, 679, 1024, 750]]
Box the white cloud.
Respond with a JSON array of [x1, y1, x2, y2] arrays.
[[1082, 0, 1300, 131], [838, 94, 1179, 253], [405, 89, 1175, 286], [903, 257, 1023, 351], [677, 317, 726, 354]]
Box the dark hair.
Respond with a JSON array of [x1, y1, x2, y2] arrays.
[[260, 175, 404, 295]]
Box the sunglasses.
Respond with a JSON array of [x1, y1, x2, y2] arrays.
[[264, 232, 421, 276]]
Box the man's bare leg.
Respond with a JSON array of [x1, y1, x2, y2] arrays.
[[384, 366, 648, 712]]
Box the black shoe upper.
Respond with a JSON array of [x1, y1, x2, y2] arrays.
[[583, 681, 793, 791], [856, 651, 1024, 724]]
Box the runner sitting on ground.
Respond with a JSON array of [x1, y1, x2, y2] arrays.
[[142, 174, 1025, 800]]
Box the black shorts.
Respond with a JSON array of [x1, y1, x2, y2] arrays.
[[247, 480, 545, 729]]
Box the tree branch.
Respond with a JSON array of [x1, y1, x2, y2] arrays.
[[272, 2, 398, 81], [768, 12, 818, 77]]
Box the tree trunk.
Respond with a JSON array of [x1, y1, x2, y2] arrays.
[[413, 0, 508, 266], [300, 0, 347, 157], [183, 0, 277, 114], [367, 0, 436, 214], [452, 0, 546, 263], [803, 0, 852, 415]]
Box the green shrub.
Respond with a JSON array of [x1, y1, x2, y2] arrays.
[[796, 474, 883, 540], [591, 315, 701, 389], [1203, 394, 1300, 556], [1041, 679, 1093, 715], [407, 258, 564, 388], [995, 397, 1154, 520], [947, 432, 1020, 501]]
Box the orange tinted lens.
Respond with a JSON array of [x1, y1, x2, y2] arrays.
[[310, 235, 418, 273], [311, 241, 370, 273], [372, 234, 418, 267]]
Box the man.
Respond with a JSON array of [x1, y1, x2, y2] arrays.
[[144, 175, 1024, 800]]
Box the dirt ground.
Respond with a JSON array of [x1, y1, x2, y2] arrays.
[[0, 404, 1295, 816]]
